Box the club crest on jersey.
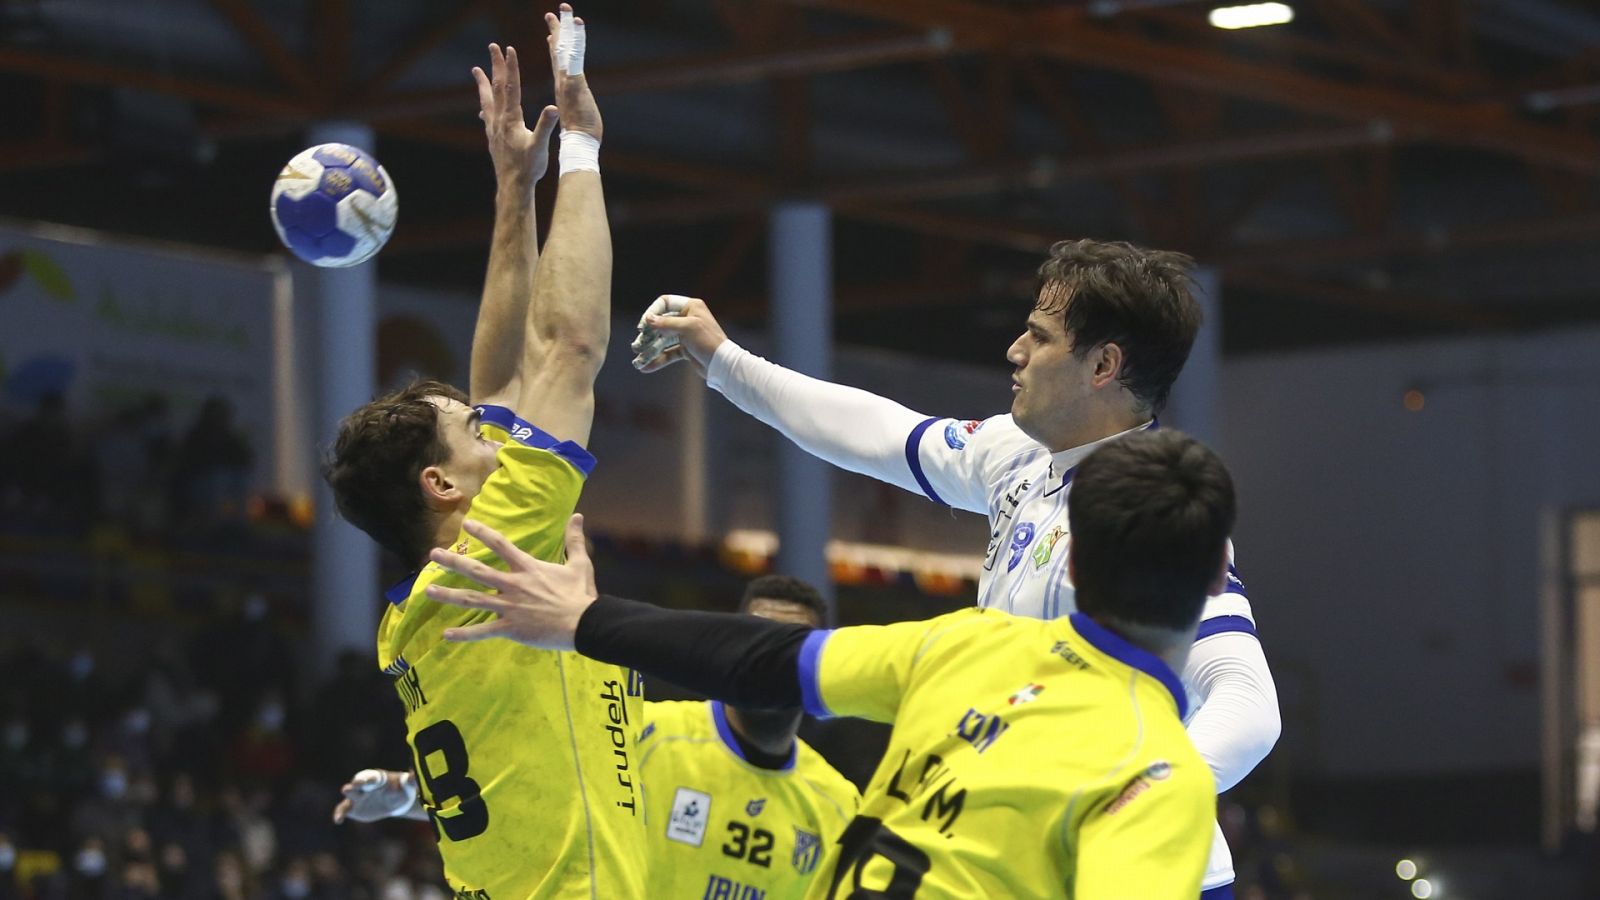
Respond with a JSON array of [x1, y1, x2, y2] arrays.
[[1009, 683, 1045, 705], [1006, 522, 1037, 572], [453, 538, 470, 554], [792, 827, 822, 875], [1030, 526, 1067, 569], [745, 798, 766, 817], [943, 418, 984, 450], [666, 787, 711, 846]]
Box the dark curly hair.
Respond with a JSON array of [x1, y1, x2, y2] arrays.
[[322, 379, 470, 565]]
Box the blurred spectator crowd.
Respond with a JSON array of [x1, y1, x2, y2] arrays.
[[0, 601, 435, 900], [0, 391, 254, 539]]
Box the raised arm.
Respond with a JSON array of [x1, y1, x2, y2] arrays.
[[514, 3, 610, 445], [632, 298, 946, 496], [469, 43, 559, 407]]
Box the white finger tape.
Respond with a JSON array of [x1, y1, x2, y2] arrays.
[[557, 11, 586, 76]]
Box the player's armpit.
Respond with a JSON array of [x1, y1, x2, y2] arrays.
[[1069, 758, 1215, 900], [504, 352, 601, 447]]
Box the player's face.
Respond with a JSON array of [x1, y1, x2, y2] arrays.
[[745, 597, 822, 629], [428, 396, 503, 501], [1006, 307, 1098, 443]]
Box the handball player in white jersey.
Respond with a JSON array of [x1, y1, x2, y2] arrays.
[[632, 238, 1280, 899]]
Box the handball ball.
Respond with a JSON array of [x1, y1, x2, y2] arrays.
[[270, 143, 397, 267]]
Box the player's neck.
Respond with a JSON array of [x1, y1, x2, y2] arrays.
[[431, 507, 469, 556], [1096, 616, 1193, 677], [725, 706, 801, 761], [1039, 399, 1147, 454]]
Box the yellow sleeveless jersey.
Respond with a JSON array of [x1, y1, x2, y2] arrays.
[[635, 700, 859, 900], [797, 608, 1214, 900], [377, 407, 646, 900]]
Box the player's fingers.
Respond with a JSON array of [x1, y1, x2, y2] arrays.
[[563, 514, 589, 568], [333, 798, 352, 824], [530, 106, 559, 147], [636, 345, 685, 374], [442, 621, 508, 643], [423, 583, 508, 613], [460, 519, 531, 572], [643, 312, 696, 333], [472, 66, 493, 111], [506, 45, 523, 108], [427, 545, 511, 590]]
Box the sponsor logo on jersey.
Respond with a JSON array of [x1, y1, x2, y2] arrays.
[[1006, 522, 1037, 572], [1008, 683, 1045, 705], [1102, 760, 1173, 816], [600, 680, 637, 815], [745, 797, 766, 817], [943, 419, 984, 450], [983, 480, 1031, 573], [1050, 640, 1090, 670], [1030, 526, 1067, 569], [954, 707, 1010, 754], [510, 424, 535, 443], [701, 874, 765, 900], [792, 827, 822, 875], [667, 787, 712, 846]]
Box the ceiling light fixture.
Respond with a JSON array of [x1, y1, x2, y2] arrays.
[[1208, 2, 1295, 29]]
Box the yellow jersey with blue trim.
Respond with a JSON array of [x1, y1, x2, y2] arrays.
[[796, 608, 1214, 900], [376, 405, 647, 900], [635, 700, 859, 900]]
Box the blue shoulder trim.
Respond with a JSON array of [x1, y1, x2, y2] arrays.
[[1196, 615, 1258, 641], [475, 404, 597, 477], [904, 418, 947, 506], [1069, 612, 1188, 720], [797, 629, 834, 719]]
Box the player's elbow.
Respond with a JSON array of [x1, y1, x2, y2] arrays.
[[545, 335, 607, 373]]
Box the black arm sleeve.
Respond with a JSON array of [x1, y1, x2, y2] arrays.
[[574, 594, 813, 710]]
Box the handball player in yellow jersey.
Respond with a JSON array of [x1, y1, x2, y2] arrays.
[[321, 6, 647, 898], [423, 430, 1232, 899], [337, 576, 860, 900]]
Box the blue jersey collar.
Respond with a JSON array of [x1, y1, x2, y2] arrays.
[[1067, 612, 1188, 720]]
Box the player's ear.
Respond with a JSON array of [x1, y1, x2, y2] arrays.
[[1090, 342, 1124, 388], [419, 465, 459, 504]]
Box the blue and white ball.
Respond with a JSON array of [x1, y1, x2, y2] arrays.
[[270, 143, 397, 267]]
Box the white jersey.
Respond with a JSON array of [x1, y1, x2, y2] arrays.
[[906, 414, 1256, 630], [706, 341, 1280, 892]]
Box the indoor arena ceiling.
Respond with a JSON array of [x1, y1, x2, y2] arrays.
[[3, 0, 1600, 360]]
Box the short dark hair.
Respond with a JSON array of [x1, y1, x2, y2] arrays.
[[1068, 430, 1235, 631], [322, 379, 469, 565], [740, 575, 827, 627], [1034, 239, 1200, 415]]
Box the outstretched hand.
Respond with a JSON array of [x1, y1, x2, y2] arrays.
[[424, 514, 598, 651], [546, 4, 603, 141], [472, 43, 559, 187], [631, 295, 728, 375]]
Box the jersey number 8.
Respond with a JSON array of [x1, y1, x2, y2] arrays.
[[412, 720, 490, 841]]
